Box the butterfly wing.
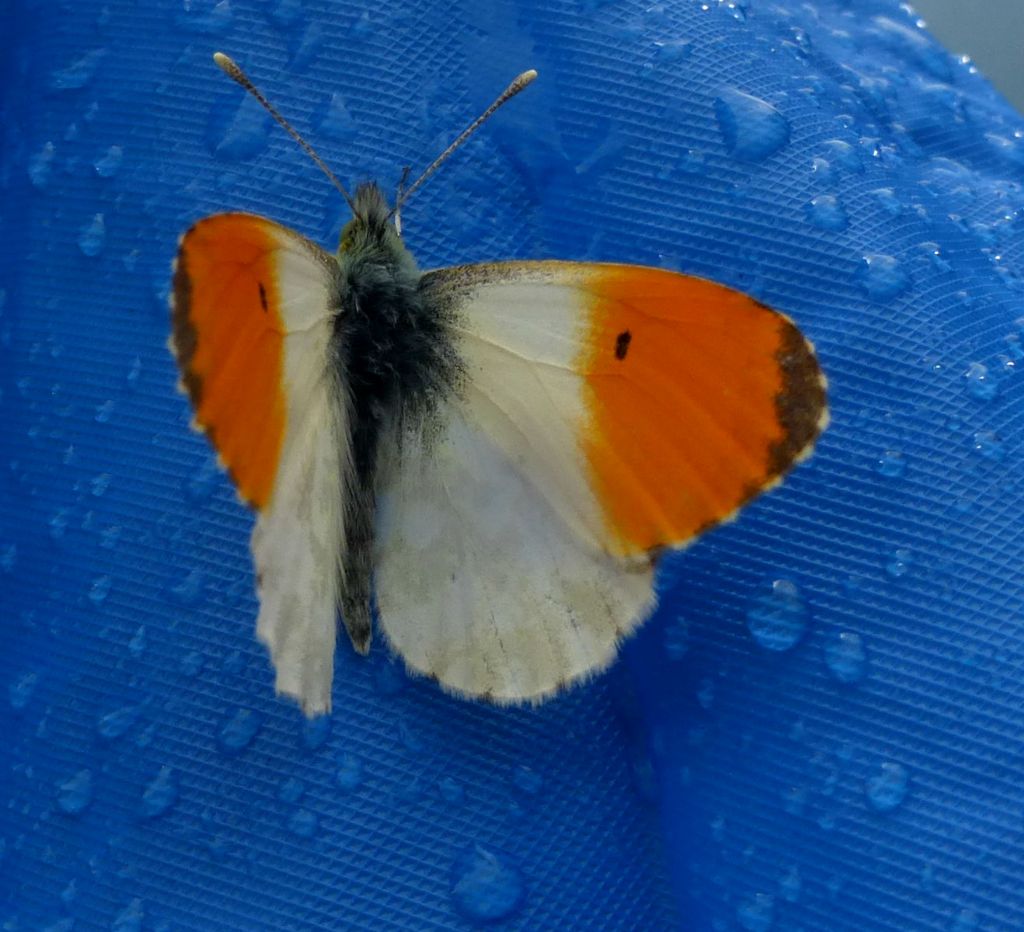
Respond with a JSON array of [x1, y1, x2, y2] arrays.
[[374, 261, 827, 702], [170, 213, 352, 715]]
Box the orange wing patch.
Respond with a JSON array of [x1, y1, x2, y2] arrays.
[[171, 214, 287, 511], [579, 266, 827, 557]]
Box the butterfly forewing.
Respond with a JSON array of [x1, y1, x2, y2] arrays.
[[371, 261, 827, 702], [171, 213, 351, 715]]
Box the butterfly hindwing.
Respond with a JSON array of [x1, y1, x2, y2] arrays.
[[373, 261, 827, 702], [171, 213, 351, 714], [375, 405, 655, 702]]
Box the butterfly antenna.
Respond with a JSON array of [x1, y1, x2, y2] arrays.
[[388, 69, 538, 220], [394, 165, 412, 236], [212, 52, 357, 214]]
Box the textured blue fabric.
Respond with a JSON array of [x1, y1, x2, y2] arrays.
[[2, 0, 1023, 929]]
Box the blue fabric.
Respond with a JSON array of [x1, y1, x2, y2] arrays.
[[2, 0, 1023, 929]]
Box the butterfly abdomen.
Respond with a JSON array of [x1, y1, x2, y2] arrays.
[[332, 229, 462, 648]]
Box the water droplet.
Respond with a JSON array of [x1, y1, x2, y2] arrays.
[[374, 658, 406, 695], [218, 708, 261, 754], [399, 721, 425, 753], [726, 0, 748, 22], [207, 95, 272, 161], [89, 574, 112, 606], [49, 509, 70, 541], [278, 777, 304, 803], [97, 705, 140, 740], [94, 145, 123, 178], [810, 156, 835, 185], [126, 356, 142, 389], [885, 548, 912, 578], [736, 892, 774, 931], [779, 866, 801, 903], [918, 241, 951, 272], [220, 650, 243, 675], [714, 89, 791, 162], [972, 430, 1004, 462], [302, 715, 330, 751], [824, 631, 867, 684], [291, 21, 325, 71], [169, 569, 205, 606], [664, 615, 689, 660], [856, 254, 909, 301], [91, 472, 112, 496], [746, 579, 808, 651], [175, 0, 233, 34], [438, 776, 465, 804], [112, 898, 144, 932], [57, 769, 93, 814], [28, 142, 56, 189], [865, 761, 908, 812], [513, 766, 542, 795], [180, 651, 204, 677], [653, 38, 694, 63], [287, 808, 318, 838], [876, 449, 906, 477], [78, 213, 106, 257], [674, 148, 706, 176], [141, 767, 178, 819], [94, 400, 116, 424], [49, 49, 107, 91], [336, 753, 363, 791], [822, 139, 862, 173], [950, 908, 978, 932], [871, 15, 952, 81], [871, 187, 903, 217], [9, 672, 38, 711], [778, 786, 802, 819], [186, 456, 220, 502], [136, 722, 156, 749], [128, 626, 147, 657], [451, 845, 524, 923], [964, 363, 997, 401], [312, 93, 358, 143], [61, 878, 78, 906], [805, 194, 849, 232]]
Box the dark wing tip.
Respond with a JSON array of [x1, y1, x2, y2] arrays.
[[768, 318, 829, 477], [170, 242, 203, 408]]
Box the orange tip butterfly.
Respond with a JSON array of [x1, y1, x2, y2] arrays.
[[169, 53, 829, 715]]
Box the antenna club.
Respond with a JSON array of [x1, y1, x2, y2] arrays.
[[212, 51, 236, 74]]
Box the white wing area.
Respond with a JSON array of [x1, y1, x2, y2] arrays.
[[374, 267, 656, 702], [249, 226, 349, 716], [252, 372, 347, 716], [375, 410, 654, 702]]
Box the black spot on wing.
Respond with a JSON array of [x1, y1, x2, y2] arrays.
[[615, 330, 632, 360], [258, 281, 268, 312]]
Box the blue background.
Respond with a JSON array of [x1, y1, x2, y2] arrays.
[[3, 0, 1024, 929]]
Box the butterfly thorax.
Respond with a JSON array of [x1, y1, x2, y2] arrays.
[[333, 182, 456, 445]]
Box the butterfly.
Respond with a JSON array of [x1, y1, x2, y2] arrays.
[[169, 54, 828, 716]]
